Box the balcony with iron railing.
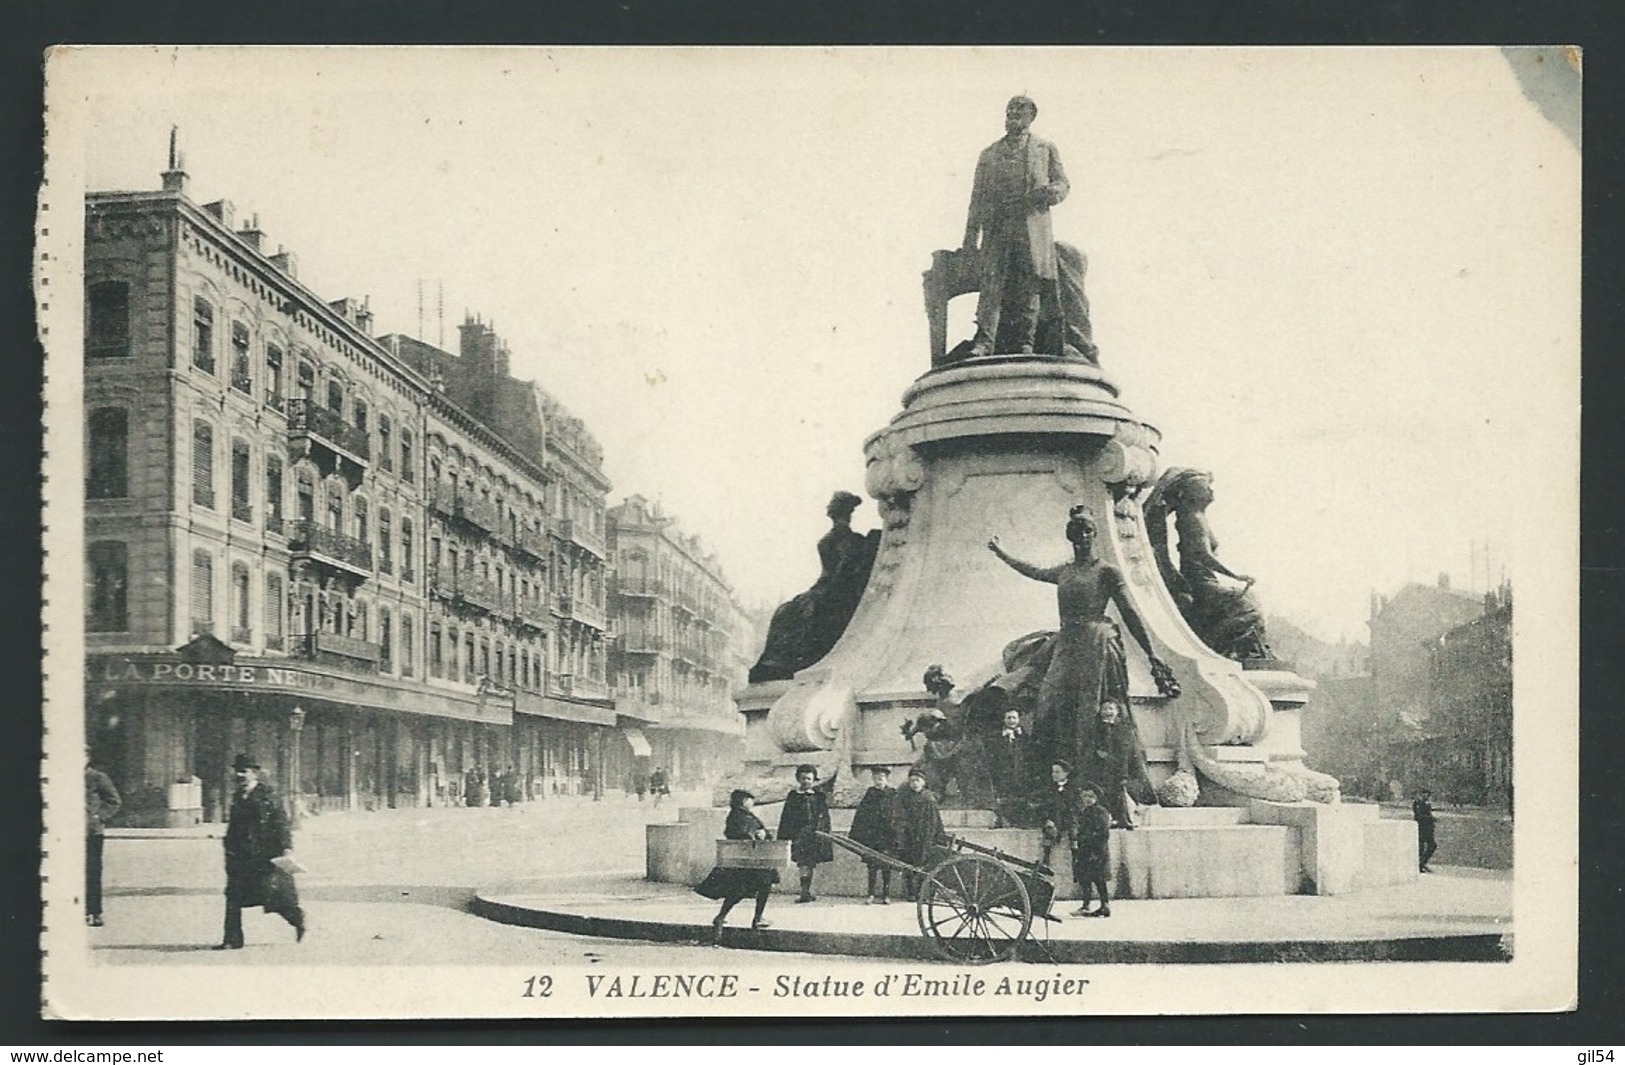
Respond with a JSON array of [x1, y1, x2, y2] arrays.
[[553, 593, 574, 619], [428, 481, 458, 519], [572, 596, 608, 632], [292, 630, 382, 672], [456, 572, 507, 616], [558, 517, 607, 559], [427, 564, 456, 600], [617, 631, 666, 654], [515, 595, 549, 630], [454, 493, 499, 535], [287, 398, 371, 466], [514, 523, 550, 561], [554, 672, 610, 701], [285, 519, 373, 577], [612, 574, 662, 598]]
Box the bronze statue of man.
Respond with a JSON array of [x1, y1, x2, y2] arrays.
[[963, 95, 1070, 357]]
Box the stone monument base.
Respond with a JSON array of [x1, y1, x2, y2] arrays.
[[648, 801, 1416, 901]]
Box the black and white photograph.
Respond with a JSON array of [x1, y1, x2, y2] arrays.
[[38, 46, 1578, 1019]]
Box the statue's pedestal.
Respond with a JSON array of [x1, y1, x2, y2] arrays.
[[674, 356, 1357, 900], [730, 356, 1331, 806], [646, 802, 1416, 900]]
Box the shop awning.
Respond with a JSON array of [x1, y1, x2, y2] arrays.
[[623, 727, 653, 758]]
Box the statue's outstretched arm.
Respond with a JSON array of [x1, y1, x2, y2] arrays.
[[986, 537, 1061, 584]]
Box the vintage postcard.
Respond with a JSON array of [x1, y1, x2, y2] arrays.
[[38, 46, 1578, 1019]]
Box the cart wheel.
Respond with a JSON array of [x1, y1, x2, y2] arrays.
[[916, 854, 1033, 964]]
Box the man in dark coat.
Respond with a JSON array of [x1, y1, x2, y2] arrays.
[[778, 764, 835, 903], [849, 766, 902, 904], [218, 753, 304, 949], [1413, 787, 1438, 873], [893, 767, 948, 899], [1070, 781, 1114, 918], [85, 760, 121, 927]]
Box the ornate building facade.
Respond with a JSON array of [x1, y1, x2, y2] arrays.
[[83, 151, 624, 824], [606, 496, 753, 790]]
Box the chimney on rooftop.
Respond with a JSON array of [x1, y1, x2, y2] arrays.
[[269, 245, 298, 279], [160, 126, 188, 193], [356, 296, 374, 336], [202, 199, 235, 229], [238, 214, 265, 251]]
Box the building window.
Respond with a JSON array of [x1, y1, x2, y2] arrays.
[[265, 344, 285, 411], [87, 280, 130, 359], [231, 563, 252, 643], [401, 430, 414, 483], [326, 380, 343, 415], [191, 298, 215, 373], [379, 509, 393, 574], [378, 415, 393, 472], [353, 399, 368, 437], [87, 407, 128, 499], [354, 600, 369, 642], [230, 322, 252, 394], [326, 484, 344, 532], [190, 549, 214, 636], [266, 572, 285, 649], [87, 541, 128, 632], [296, 468, 315, 522], [354, 496, 369, 547], [297, 361, 316, 402], [428, 621, 443, 678], [480, 639, 491, 679], [401, 518, 414, 581], [464, 632, 476, 678], [230, 439, 252, 523], [379, 609, 393, 672], [401, 613, 415, 678], [265, 455, 284, 533], [191, 421, 215, 508]]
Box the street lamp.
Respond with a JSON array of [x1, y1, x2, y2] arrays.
[[288, 706, 306, 827]]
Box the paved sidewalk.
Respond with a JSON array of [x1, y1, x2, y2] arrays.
[[474, 866, 1514, 964]]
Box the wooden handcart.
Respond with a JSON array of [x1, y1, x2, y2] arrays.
[[818, 830, 1059, 963]]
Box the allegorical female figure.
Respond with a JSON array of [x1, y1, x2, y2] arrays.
[[1144, 468, 1271, 661], [986, 504, 1178, 819], [748, 491, 880, 683]]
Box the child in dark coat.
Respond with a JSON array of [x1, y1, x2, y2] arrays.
[[778, 763, 835, 902], [893, 767, 947, 898], [694, 790, 778, 939], [849, 766, 901, 904]]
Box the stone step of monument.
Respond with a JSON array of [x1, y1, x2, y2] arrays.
[[825, 807, 999, 831], [1138, 806, 1250, 827]]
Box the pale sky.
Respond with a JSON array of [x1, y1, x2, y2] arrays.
[[59, 46, 1579, 642]]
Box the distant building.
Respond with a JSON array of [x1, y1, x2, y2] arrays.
[[1299, 574, 1506, 804], [1406, 583, 1513, 807], [606, 495, 753, 789], [82, 145, 627, 823]]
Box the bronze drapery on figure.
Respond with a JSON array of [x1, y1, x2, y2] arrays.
[[749, 491, 880, 683], [1143, 468, 1272, 661]]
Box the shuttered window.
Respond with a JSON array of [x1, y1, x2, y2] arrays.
[[190, 549, 214, 636], [230, 439, 251, 522], [401, 613, 415, 678], [87, 407, 129, 499], [191, 422, 214, 508], [265, 455, 284, 531], [192, 298, 214, 373], [265, 572, 284, 643], [87, 281, 130, 359]]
